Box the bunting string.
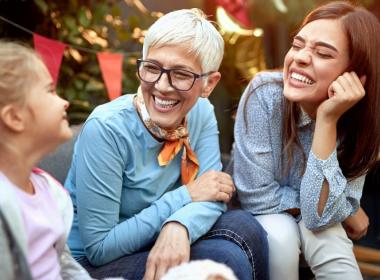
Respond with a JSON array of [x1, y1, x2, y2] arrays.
[[0, 15, 140, 56], [0, 15, 141, 100]]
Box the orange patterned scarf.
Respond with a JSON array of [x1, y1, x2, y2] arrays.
[[134, 90, 199, 184]]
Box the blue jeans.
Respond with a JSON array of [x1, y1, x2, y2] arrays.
[[77, 210, 268, 280]]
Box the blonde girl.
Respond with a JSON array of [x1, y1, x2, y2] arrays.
[[0, 41, 91, 280]]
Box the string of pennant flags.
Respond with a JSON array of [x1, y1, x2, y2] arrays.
[[0, 15, 139, 101], [1, 0, 255, 101]]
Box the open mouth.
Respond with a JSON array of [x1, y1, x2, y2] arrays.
[[153, 96, 180, 110], [290, 71, 315, 85]]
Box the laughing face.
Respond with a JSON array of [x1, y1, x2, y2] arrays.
[[283, 19, 350, 117], [139, 45, 220, 130]]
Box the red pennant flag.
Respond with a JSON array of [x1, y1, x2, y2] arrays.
[[216, 0, 252, 28], [33, 33, 66, 85], [97, 52, 124, 100]]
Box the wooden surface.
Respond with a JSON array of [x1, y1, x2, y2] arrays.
[[355, 245, 380, 276]]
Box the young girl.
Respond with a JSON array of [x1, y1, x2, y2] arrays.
[[0, 41, 92, 280], [234, 1, 380, 279]]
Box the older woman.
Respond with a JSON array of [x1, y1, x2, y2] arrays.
[[65, 8, 268, 280]]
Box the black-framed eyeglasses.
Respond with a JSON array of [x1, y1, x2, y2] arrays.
[[136, 59, 214, 91]]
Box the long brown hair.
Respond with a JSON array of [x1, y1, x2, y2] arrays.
[[283, 1, 380, 179]]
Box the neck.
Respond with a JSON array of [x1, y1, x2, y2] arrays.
[[0, 143, 42, 193]]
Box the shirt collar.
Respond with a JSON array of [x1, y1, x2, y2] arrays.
[[297, 108, 313, 127]]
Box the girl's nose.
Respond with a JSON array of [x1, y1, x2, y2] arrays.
[[294, 48, 311, 66], [60, 96, 70, 109]]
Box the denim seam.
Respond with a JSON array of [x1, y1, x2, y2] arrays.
[[206, 229, 256, 280]]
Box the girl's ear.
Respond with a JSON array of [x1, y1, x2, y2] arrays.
[[200, 71, 221, 98], [0, 104, 26, 132]]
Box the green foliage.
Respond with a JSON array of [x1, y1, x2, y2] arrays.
[[33, 0, 157, 124]]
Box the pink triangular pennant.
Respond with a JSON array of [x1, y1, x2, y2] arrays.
[[97, 52, 124, 100], [216, 0, 252, 28], [33, 33, 66, 84]]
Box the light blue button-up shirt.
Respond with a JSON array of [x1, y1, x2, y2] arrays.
[[234, 71, 364, 231]]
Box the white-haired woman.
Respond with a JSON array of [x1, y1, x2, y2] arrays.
[[65, 8, 268, 280]]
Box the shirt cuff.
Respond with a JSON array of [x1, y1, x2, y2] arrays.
[[309, 149, 347, 198]]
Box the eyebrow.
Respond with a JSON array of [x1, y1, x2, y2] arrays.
[[294, 35, 339, 53], [147, 59, 195, 71]]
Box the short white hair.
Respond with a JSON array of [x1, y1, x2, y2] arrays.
[[142, 8, 224, 73]]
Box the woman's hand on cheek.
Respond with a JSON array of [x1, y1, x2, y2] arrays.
[[143, 222, 190, 280], [185, 170, 235, 203], [317, 72, 366, 123]]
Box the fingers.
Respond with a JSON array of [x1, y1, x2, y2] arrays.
[[215, 172, 235, 202], [328, 80, 345, 98], [219, 183, 235, 196], [144, 258, 156, 280], [332, 72, 365, 100], [217, 172, 236, 190], [155, 263, 170, 280], [215, 191, 232, 203], [145, 255, 183, 280], [187, 170, 236, 202]]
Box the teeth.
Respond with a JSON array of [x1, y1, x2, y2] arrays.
[[155, 96, 178, 107], [291, 72, 314, 85]]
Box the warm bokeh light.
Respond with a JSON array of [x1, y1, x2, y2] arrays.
[[216, 6, 263, 37]]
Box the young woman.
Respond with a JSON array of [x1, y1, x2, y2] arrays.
[[65, 8, 268, 280], [0, 42, 92, 280], [234, 1, 380, 279]]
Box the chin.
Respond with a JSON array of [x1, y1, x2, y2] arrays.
[[156, 121, 178, 130], [60, 129, 73, 142]]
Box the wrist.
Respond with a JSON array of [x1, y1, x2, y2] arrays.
[[164, 221, 189, 240], [316, 109, 339, 125], [185, 183, 196, 201]]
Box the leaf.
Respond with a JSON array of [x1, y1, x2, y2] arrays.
[[63, 88, 77, 101], [67, 34, 80, 44], [74, 79, 85, 90], [93, 3, 108, 23], [78, 7, 91, 28], [63, 15, 77, 31], [85, 79, 105, 92], [34, 0, 49, 14], [77, 73, 91, 81]]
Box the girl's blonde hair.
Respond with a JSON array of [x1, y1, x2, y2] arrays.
[[0, 41, 46, 106]]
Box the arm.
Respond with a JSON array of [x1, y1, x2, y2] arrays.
[[300, 149, 365, 230], [300, 72, 366, 230], [163, 100, 227, 243], [234, 78, 296, 214], [75, 119, 192, 266]]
